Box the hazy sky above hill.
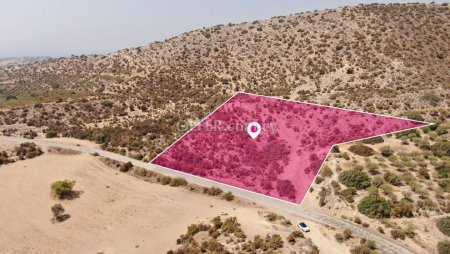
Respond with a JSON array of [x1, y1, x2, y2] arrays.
[[0, 0, 447, 57]]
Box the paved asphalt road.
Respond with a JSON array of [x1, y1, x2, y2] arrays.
[[0, 136, 415, 254]]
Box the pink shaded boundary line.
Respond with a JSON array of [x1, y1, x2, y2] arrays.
[[150, 92, 432, 206]]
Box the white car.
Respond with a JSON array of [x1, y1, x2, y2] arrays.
[[297, 222, 310, 232]]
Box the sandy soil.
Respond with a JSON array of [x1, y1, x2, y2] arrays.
[[0, 144, 348, 254]]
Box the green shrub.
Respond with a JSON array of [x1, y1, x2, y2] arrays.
[[221, 217, 246, 239], [342, 152, 351, 160], [320, 165, 333, 177], [204, 186, 223, 196], [281, 219, 292, 226], [265, 212, 283, 222], [431, 142, 450, 157], [101, 100, 114, 108], [0, 151, 14, 165], [158, 176, 172, 185], [436, 126, 449, 136], [390, 199, 414, 218], [348, 143, 375, 157], [222, 191, 234, 201], [418, 168, 430, 179], [15, 142, 43, 159], [287, 230, 304, 244], [311, 245, 320, 254], [439, 179, 450, 192], [350, 244, 371, 254], [318, 187, 328, 207], [422, 91, 441, 106], [339, 187, 357, 203], [437, 240, 450, 254], [51, 179, 76, 199], [391, 229, 406, 240], [45, 129, 58, 138], [350, 238, 377, 254], [384, 172, 402, 186], [265, 234, 283, 250], [335, 233, 344, 243], [188, 223, 209, 237], [120, 161, 133, 172], [343, 229, 352, 240], [396, 129, 421, 139], [403, 110, 424, 121], [379, 145, 394, 157], [331, 146, 340, 153], [22, 130, 38, 139], [339, 169, 371, 189], [436, 162, 450, 178], [362, 136, 384, 145], [436, 217, 450, 237], [51, 203, 65, 221], [357, 195, 391, 219], [251, 235, 264, 250], [169, 177, 188, 187], [200, 238, 226, 252], [315, 176, 323, 184]]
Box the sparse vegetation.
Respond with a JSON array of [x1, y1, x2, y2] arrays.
[[14, 142, 43, 159]]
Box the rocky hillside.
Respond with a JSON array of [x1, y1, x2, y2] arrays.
[[0, 3, 449, 160]]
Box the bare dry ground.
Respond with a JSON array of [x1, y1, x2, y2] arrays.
[[0, 140, 348, 254]]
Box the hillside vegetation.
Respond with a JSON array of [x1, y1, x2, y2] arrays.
[[0, 3, 449, 161]]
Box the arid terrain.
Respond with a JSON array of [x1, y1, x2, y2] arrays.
[[303, 123, 450, 253], [0, 139, 350, 254], [0, 2, 449, 254]]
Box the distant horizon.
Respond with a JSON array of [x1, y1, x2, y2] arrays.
[[0, 0, 447, 58]]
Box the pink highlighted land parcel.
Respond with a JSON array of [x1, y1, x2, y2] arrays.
[[152, 93, 426, 204]]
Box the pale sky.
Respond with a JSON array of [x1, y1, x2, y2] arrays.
[[0, 0, 447, 58]]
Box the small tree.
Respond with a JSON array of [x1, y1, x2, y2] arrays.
[[51, 203, 65, 221], [51, 179, 76, 199], [358, 195, 391, 219]]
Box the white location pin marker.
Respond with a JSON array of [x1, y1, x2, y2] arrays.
[[247, 122, 262, 139]]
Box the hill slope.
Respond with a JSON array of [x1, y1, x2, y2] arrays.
[[0, 3, 449, 159]]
